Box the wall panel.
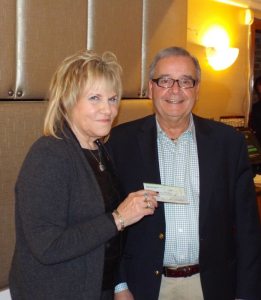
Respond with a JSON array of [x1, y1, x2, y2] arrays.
[[143, 0, 187, 95], [0, 101, 47, 289], [89, 0, 143, 97], [14, 0, 87, 99], [0, 0, 16, 99], [0, 0, 187, 99]]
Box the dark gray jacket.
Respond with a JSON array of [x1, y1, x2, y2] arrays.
[[9, 126, 118, 300]]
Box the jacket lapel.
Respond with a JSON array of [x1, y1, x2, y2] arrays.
[[193, 115, 217, 233], [136, 116, 165, 217], [62, 125, 105, 210], [137, 116, 161, 184]]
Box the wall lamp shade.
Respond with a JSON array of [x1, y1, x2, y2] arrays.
[[206, 47, 239, 70]]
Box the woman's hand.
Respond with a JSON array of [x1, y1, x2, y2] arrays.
[[113, 190, 158, 231]]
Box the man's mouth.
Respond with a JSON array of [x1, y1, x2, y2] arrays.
[[165, 99, 184, 104]]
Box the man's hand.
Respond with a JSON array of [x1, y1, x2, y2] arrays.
[[114, 289, 134, 300]]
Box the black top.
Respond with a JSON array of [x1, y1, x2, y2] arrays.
[[82, 141, 122, 291]]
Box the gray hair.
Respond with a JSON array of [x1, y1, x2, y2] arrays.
[[149, 47, 201, 82]]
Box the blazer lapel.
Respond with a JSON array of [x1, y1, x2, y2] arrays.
[[193, 115, 217, 233], [136, 116, 165, 217], [137, 116, 161, 184]]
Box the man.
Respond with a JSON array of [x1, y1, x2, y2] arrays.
[[108, 47, 261, 300]]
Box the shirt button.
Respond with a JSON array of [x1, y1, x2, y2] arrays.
[[159, 233, 164, 240], [155, 270, 160, 276], [178, 228, 183, 233]]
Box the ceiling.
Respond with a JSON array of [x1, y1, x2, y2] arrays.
[[215, 0, 261, 10], [237, 0, 261, 10]]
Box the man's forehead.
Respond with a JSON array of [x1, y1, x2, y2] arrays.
[[154, 56, 196, 76]]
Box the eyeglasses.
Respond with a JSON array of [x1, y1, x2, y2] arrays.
[[151, 77, 197, 89]]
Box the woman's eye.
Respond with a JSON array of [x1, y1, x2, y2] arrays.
[[109, 96, 118, 103], [89, 95, 100, 101]]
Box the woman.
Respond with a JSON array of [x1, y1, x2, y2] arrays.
[[9, 50, 157, 300]]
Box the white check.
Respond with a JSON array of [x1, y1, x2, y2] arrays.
[[143, 182, 188, 204]]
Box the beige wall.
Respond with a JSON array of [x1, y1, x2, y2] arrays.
[[188, 0, 250, 121], [1, 0, 260, 290], [0, 102, 47, 289]]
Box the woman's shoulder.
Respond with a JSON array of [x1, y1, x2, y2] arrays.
[[24, 134, 75, 166], [17, 135, 76, 182], [30, 135, 66, 153]]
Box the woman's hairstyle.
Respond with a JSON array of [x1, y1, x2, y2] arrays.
[[44, 50, 122, 137], [149, 46, 201, 82]]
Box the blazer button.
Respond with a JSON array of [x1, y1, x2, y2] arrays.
[[159, 233, 164, 240], [155, 270, 160, 276]]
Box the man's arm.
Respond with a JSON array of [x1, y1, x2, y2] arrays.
[[114, 289, 134, 300]]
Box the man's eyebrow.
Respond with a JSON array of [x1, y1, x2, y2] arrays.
[[155, 74, 171, 78], [179, 75, 195, 79]]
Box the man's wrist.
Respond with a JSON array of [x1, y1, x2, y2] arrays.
[[114, 282, 128, 293]]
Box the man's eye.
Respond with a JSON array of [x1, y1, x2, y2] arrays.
[[160, 78, 170, 84], [180, 79, 191, 85]]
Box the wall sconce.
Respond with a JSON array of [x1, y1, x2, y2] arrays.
[[202, 26, 239, 71], [206, 46, 239, 71], [244, 8, 254, 25]]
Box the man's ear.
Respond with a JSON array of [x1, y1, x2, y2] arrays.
[[148, 81, 153, 99]]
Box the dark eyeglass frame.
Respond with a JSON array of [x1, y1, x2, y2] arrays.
[[151, 77, 197, 89]]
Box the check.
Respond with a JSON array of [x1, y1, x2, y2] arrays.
[[143, 182, 188, 204]]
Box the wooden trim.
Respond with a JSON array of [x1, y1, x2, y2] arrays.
[[251, 19, 261, 91]]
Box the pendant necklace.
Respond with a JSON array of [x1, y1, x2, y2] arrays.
[[88, 149, 106, 172]]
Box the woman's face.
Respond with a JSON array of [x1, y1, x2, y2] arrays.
[[70, 82, 119, 148]]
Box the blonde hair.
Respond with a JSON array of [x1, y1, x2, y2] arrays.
[[44, 50, 122, 137]]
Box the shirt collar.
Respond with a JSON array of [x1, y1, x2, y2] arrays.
[[156, 114, 196, 142]]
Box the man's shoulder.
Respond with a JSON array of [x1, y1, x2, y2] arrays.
[[112, 114, 155, 133], [193, 114, 245, 143], [194, 114, 240, 132]]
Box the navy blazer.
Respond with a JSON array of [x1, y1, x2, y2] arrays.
[[108, 114, 261, 300]]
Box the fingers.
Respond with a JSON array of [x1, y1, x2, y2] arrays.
[[143, 192, 153, 210], [115, 189, 158, 228], [145, 199, 152, 209], [142, 190, 158, 208], [127, 190, 157, 209], [144, 192, 149, 202]]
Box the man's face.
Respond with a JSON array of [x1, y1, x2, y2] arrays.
[[148, 55, 200, 124]]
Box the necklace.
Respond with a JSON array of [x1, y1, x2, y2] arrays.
[[88, 149, 106, 172]]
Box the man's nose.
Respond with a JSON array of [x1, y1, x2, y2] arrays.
[[170, 80, 181, 92]]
